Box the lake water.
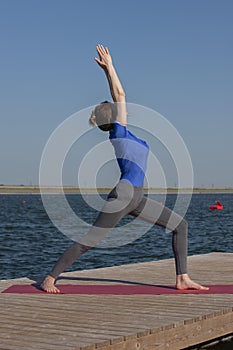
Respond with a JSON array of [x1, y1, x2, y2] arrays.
[[0, 193, 232, 280]]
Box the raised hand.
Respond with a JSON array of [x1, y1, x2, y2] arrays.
[[95, 44, 113, 70], [94, 43, 126, 115]]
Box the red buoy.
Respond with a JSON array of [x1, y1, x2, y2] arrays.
[[209, 201, 223, 210]]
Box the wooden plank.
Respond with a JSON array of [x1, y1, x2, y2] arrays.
[[0, 253, 233, 350], [137, 310, 233, 350]]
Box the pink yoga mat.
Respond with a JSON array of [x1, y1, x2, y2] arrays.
[[2, 284, 233, 294]]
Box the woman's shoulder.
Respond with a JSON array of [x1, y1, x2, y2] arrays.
[[109, 121, 127, 139]]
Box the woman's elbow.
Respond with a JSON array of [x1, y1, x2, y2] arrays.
[[116, 90, 126, 102]]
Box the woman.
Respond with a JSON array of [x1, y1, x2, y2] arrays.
[[41, 45, 208, 293]]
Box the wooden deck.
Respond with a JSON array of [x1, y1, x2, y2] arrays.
[[0, 252, 232, 350]]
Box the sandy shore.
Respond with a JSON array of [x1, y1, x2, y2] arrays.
[[0, 186, 233, 195]]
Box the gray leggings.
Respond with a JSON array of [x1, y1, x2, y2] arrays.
[[50, 181, 188, 279]]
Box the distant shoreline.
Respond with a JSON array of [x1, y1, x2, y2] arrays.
[[0, 186, 233, 194]]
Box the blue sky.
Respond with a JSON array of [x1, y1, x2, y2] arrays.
[[0, 0, 232, 187]]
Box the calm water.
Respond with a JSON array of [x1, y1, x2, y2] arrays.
[[0, 193, 232, 280]]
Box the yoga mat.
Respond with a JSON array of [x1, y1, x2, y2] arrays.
[[2, 284, 233, 294]]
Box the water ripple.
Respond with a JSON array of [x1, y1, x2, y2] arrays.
[[0, 193, 232, 279]]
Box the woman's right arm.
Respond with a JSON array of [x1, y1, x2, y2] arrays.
[[95, 45, 127, 126]]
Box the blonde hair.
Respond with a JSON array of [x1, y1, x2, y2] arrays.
[[89, 101, 117, 132]]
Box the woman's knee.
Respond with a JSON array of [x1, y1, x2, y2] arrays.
[[176, 218, 188, 235]]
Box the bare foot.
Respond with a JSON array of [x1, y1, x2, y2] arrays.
[[176, 274, 209, 290], [40, 275, 60, 293]]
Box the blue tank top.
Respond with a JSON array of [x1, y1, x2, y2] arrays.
[[109, 122, 149, 186]]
